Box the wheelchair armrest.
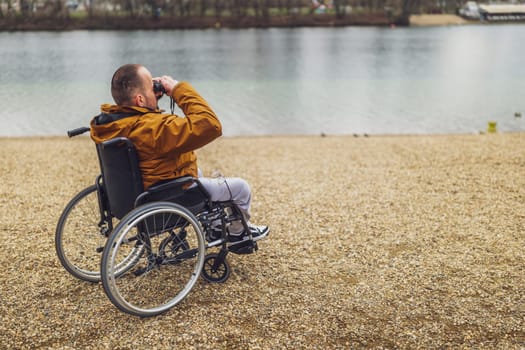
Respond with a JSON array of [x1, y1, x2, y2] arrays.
[[134, 176, 212, 210], [146, 176, 195, 194]]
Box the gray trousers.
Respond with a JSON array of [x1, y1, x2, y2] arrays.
[[198, 170, 252, 233]]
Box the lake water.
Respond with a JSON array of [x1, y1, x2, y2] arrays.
[[1, 25, 525, 137]]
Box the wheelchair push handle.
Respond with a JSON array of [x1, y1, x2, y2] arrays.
[[67, 127, 90, 138]]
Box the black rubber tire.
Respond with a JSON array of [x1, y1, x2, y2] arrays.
[[55, 185, 105, 282], [201, 253, 231, 283], [100, 201, 206, 317]]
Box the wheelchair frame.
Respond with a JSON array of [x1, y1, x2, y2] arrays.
[[55, 128, 265, 317]]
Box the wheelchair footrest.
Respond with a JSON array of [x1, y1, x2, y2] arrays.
[[228, 240, 258, 255]]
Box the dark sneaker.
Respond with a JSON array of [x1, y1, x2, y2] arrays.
[[249, 224, 269, 241], [228, 224, 269, 242]]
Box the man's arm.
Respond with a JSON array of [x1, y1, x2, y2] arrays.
[[147, 79, 222, 154]]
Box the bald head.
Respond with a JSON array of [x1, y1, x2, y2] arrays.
[[110, 64, 157, 109], [110, 64, 145, 105]]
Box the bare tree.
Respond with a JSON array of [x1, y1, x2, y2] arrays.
[[398, 0, 420, 24], [214, 0, 222, 18], [177, 0, 191, 16], [333, 0, 349, 18], [230, 0, 249, 17], [263, 0, 271, 18], [19, 0, 30, 15], [122, 0, 138, 17], [200, 0, 208, 16]]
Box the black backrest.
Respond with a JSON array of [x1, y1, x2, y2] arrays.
[[96, 138, 144, 219]]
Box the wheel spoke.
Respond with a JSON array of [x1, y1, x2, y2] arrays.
[[55, 185, 110, 282], [101, 202, 205, 317]]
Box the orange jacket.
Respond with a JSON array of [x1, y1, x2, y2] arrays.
[[90, 82, 222, 189]]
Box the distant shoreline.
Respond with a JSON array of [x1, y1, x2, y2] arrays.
[[0, 14, 482, 32], [0, 14, 393, 31]]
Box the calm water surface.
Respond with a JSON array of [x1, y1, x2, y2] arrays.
[[1, 26, 525, 136]]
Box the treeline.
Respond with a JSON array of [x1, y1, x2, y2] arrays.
[[0, 0, 467, 29]]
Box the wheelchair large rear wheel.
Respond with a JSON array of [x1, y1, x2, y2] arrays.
[[55, 185, 108, 282], [100, 202, 206, 317], [55, 185, 144, 282]]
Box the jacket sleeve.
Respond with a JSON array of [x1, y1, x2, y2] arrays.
[[145, 82, 222, 155]]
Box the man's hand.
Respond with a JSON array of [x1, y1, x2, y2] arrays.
[[153, 75, 179, 98]]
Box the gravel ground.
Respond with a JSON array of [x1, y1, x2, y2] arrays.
[[0, 133, 524, 349]]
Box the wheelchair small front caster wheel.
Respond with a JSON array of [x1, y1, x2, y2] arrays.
[[201, 253, 230, 283]]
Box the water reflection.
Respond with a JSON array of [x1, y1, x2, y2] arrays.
[[1, 26, 524, 136]]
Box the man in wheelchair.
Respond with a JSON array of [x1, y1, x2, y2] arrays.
[[90, 63, 269, 252]]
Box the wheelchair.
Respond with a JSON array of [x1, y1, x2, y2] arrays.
[[55, 127, 268, 317]]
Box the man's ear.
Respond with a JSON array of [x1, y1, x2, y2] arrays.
[[135, 94, 145, 107]]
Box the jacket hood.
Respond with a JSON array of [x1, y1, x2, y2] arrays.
[[90, 104, 161, 143], [97, 104, 162, 121]]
